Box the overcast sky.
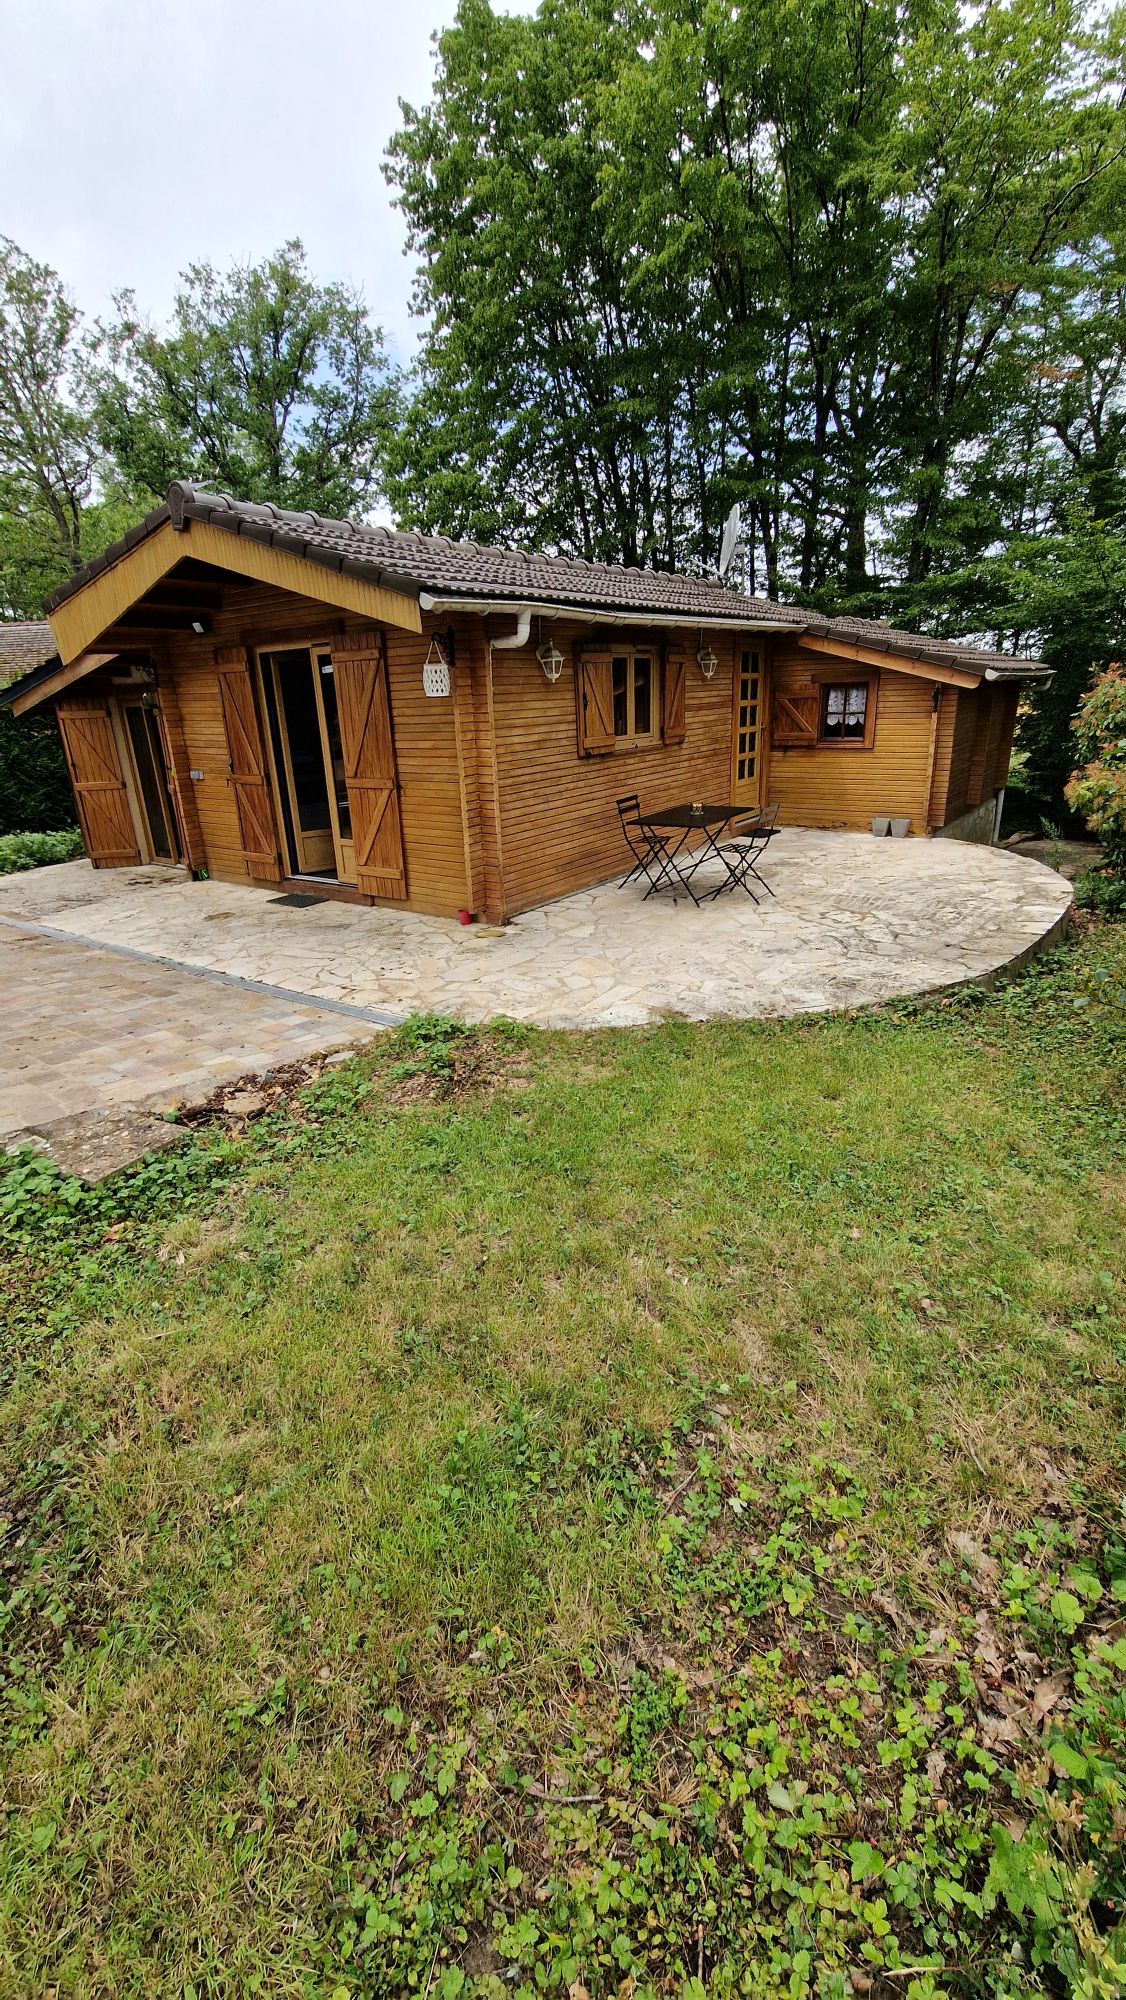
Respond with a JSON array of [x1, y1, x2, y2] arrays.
[[1, 0, 519, 366]]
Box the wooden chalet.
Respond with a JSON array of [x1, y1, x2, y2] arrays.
[[1, 484, 1051, 924]]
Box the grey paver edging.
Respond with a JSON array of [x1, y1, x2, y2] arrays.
[[0, 913, 404, 1028]]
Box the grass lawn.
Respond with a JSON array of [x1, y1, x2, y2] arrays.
[[1, 923, 1124, 2000]]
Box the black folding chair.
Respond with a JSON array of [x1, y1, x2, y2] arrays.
[[715, 805, 780, 901], [616, 795, 673, 895]]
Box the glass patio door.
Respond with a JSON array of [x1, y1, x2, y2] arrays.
[[122, 698, 180, 862], [259, 644, 356, 883], [310, 650, 355, 884]]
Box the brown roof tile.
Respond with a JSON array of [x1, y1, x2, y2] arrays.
[[41, 484, 1051, 678], [0, 621, 57, 690]]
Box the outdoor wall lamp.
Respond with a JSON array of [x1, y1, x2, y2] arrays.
[[536, 640, 565, 683], [697, 643, 719, 679], [422, 634, 452, 697]]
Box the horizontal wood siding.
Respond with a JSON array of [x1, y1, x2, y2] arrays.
[[158, 582, 468, 914], [942, 690, 979, 822], [938, 684, 1018, 826], [383, 617, 467, 914], [766, 644, 935, 834], [490, 621, 739, 918]]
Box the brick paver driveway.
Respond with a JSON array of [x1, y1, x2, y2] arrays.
[[1, 918, 393, 1145]]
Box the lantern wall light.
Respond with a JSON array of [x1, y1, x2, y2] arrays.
[[697, 643, 719, 680], [536, 640, 565, 683], [422, 634, 451, 697]]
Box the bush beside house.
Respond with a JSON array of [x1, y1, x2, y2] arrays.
[[0, 620, 77, 842], [1067, 663, 1126, 915]]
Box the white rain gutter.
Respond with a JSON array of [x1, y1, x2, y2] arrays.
[[984, 665, 1053, 681], [486, 606, 532, 651], [417, 591, 795, 635]]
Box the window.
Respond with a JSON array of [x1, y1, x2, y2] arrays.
[[820, 680, 870, 743], [610, 652, 657, 743], [734, 648, 761, 786]]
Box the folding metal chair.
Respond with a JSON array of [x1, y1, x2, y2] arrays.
[[715, 805, 780, 901], [616, 795, 674, 895]]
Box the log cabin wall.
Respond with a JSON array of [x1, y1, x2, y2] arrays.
[[764, 640, 938, 834], [155, 582, 470, 916], [931, 682, 1020, 829], [483, 618, 742, 920]]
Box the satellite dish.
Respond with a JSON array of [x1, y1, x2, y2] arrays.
[[718, 502, 742, 580]]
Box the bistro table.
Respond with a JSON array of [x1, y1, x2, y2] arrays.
[[636, 802, 774, 904]]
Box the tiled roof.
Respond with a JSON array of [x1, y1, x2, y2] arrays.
[[0, 621, 57, 690], [42, 483, 1051, 677]]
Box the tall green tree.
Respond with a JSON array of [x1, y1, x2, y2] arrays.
[[388, 0, 1126, 610], [99, 241, 401, 519], [386, 0, 698, 567], [599, 0, 907, 596], [0, 237, 102, 616], [880, 0, 1126, 585]]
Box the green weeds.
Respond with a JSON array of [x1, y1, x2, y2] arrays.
[[0, 922, 1123, 1996]]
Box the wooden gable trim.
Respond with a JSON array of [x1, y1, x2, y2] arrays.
[[46, 517, 422, 667], [10, 650, 120, 716], [796, 632, 981, 690]]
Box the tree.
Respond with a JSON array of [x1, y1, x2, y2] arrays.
[[388, 0, 1126, 611], [386, 0, 696, 568], [0, 237, 102, 613], [879, 0, 1126, 586], [99, 242, 400, 520]]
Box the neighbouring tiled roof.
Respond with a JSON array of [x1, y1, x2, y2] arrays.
[[0, 620, 57, 690], [41, 483, 1051, 678]]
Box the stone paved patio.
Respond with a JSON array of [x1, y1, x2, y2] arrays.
[[0, 831, 1072, 1041]]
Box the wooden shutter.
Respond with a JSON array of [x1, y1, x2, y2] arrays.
[[662, 653, 687, 746], [576, 652, 616, 756], [771, 688, 819, 746], [331, 629, 408, 901], [56, 699, 141, 868], [215, 645, 282, 881]]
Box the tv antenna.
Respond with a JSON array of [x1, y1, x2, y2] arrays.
[[718, 502, 742, 581]]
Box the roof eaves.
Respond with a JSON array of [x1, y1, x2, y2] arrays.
[[0, 653, 64, 711]]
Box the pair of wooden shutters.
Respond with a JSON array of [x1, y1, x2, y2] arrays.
[[56, 699, 141, 868], [215, 635, 406, 900], [576, 650, 688, 755]]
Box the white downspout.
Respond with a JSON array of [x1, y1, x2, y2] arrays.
[[488, 607, 532, 652]]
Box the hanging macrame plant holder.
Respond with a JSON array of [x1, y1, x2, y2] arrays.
[[422, 635, 451, 698]]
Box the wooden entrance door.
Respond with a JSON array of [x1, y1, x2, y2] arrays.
[[732, 647, 764, 805], [215, 647, 282, 881], [257, 644, 358, 883], [331, 629, 407, 901], [56, 698, 141, 867]]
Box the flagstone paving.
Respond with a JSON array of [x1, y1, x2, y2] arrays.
[[0, 831, 1073, 1059]]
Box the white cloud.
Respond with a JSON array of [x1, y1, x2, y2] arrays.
[[2, 0, 520, 364]]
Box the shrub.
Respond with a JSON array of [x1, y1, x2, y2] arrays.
[[1065, 663, 1126, 873], [0, 827, 83, 874], [1075, 867, 1126, 920], [0, 708, 75, 835]]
